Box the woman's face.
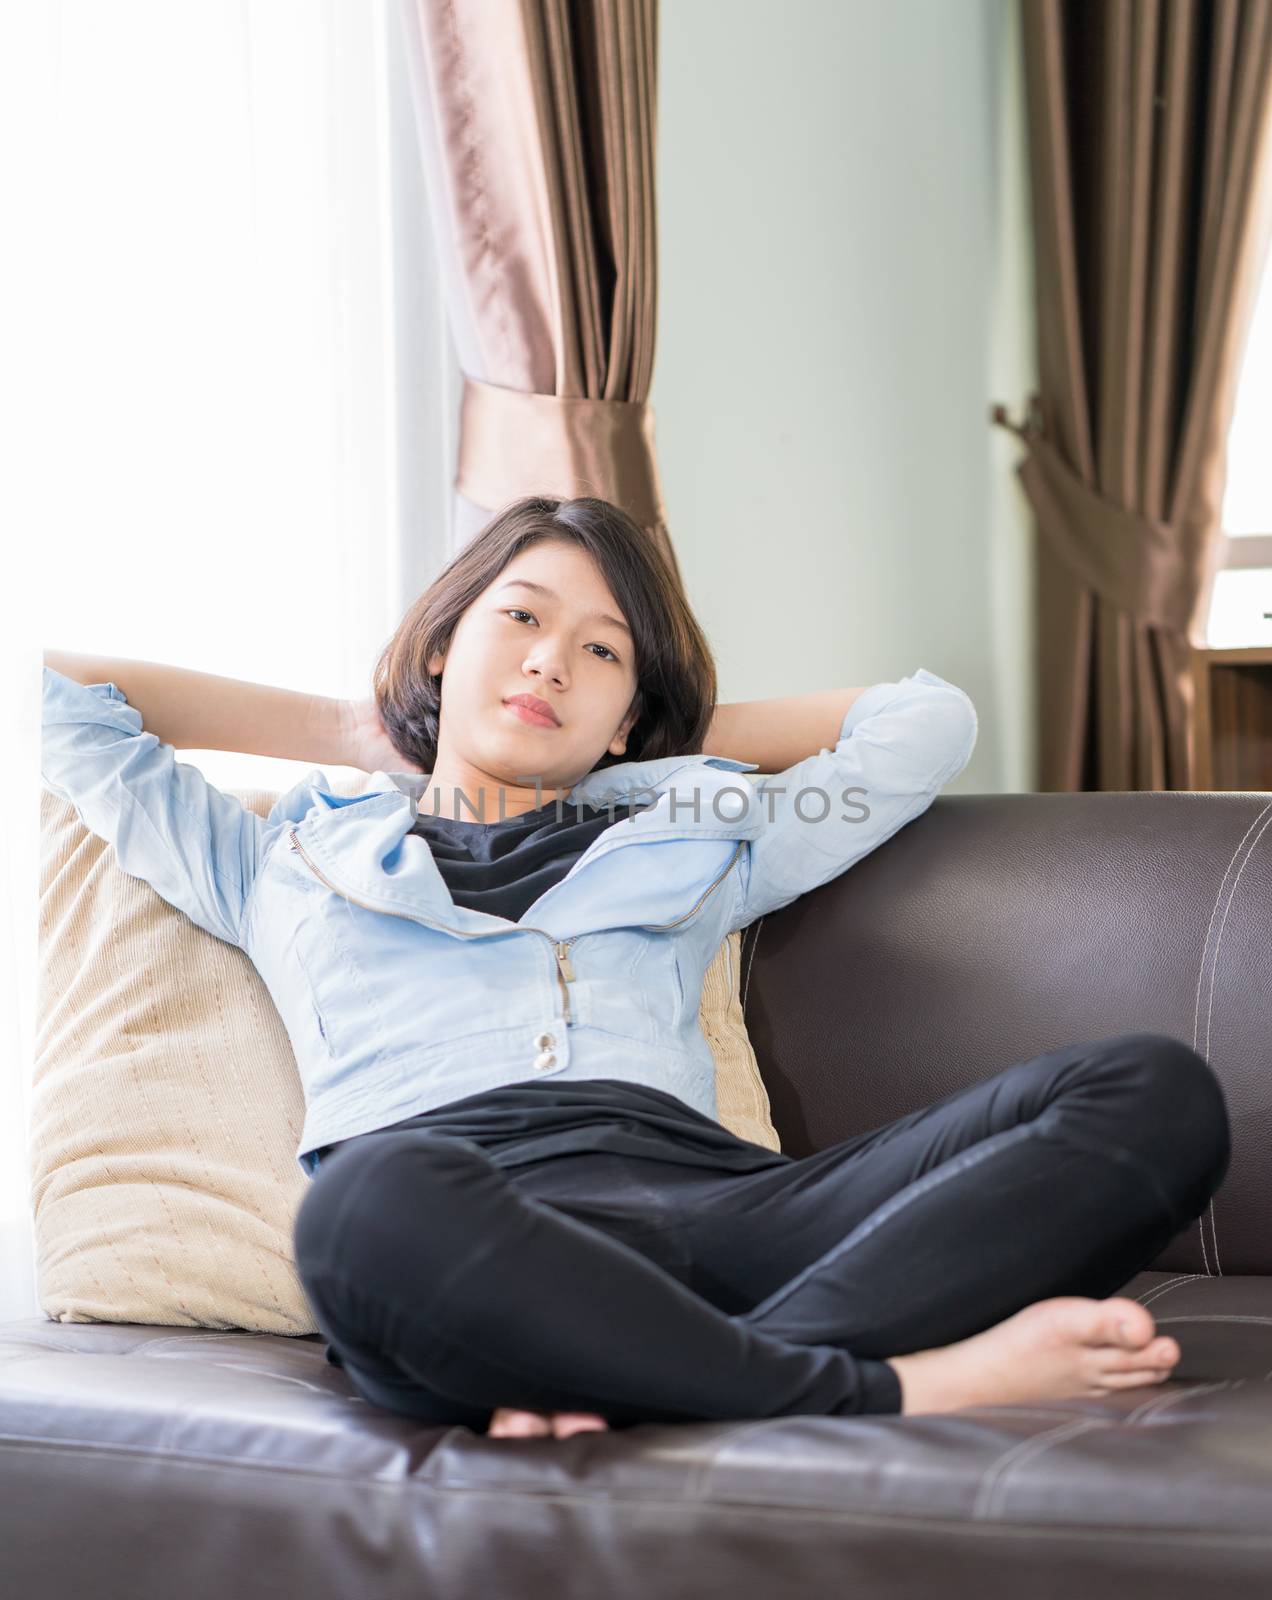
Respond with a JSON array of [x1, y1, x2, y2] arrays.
[[425, 538, 641, 814]]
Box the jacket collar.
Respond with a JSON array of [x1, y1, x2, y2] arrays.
[[381, 750, 760, 813], [280, 752, 764, 937]]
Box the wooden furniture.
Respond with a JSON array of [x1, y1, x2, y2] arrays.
[[1190, 645, 1272, 790]]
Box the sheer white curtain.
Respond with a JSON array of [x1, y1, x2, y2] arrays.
[[0, 0, 461, 1321], [392, 0, 505, 555]]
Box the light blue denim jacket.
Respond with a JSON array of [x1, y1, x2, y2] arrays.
[[40, 664, 977, 1178]]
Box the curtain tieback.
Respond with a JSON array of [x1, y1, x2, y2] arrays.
[[991, 398, 1218, 639], [456, 374, 668, 532]]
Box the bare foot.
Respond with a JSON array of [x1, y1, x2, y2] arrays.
[[487, 1406, 611, 1439], [884, 1295, 1182, 1415]]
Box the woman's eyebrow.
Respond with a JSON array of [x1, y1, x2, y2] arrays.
[[496, 579, 632, 638]]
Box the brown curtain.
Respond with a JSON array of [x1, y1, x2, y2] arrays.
[[407, 0, 680, 586], [997, 0, 1272, 791]]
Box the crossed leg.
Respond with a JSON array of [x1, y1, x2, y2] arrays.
[[294, 1033, 1229, 1430]]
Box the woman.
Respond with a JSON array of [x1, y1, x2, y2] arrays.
[[41, 495, 1230, 1438]]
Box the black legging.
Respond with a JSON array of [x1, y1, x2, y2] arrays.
[[292, 1032, 1231, 1430]]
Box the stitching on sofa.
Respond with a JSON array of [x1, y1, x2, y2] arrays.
[[676, 1399, 1129, 1494], [1136, 1274, 1205, 1307], [741, 917, 765, 1015], [1124, 1378, 1236, 1427], [1199, 804, 1272, 1277], [1153, 1314, 1272, 1326], [131, 1332, 282, 1354], [36, 1331, 323, 1362], [666, 1403, 1100, 1487], [1197, 1219, 1211, 1279], [1190, 801, 1268, 1056], [1190, 798, 1272, 1279], [1136, 1275, 1195, 1306], [953, 1406, 1091, 1421], [679, 1416, 832, 1487], [13, 1432, 1272, 1540], [973, 1417, 1103, 1520], [972, 1378, 1237, 1521], [189, 1359, 342, 1396], [1194, 800, 1272, 1067]]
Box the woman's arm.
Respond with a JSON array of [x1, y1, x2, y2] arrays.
[[42, 650, 352, 766], [725, 668, 978, 929], [704, 687, 870, 772]]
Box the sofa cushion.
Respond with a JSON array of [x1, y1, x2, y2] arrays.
[[1, 1269, 1269, 1598], [32, 774, 778, 1334]]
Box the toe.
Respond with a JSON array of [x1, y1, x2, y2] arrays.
[[490, 1408, 552, 1437], [1096, 1296, 1157, 1350], [1100, 1335, 1179, 1373], [551, 1412, 610, 1438], [1097, 1366, 1172, 1390]]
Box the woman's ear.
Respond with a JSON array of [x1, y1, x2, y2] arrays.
[[609, 696, 641, 757]]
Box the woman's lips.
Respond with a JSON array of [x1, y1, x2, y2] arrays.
[[504, 700, 560, 729]]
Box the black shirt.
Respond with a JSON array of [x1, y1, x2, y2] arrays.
[[407, 792, 644, 922]]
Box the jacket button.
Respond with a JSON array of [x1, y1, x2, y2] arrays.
[[533, 1050, 557, 1071], [535, 1032, 556, 1049]]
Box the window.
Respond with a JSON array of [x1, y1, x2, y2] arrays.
[[2, 0, 459, 1320], [1206, 236, 1272, 648]]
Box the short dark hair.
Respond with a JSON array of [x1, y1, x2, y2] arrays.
[[372, 495, 718, 775]]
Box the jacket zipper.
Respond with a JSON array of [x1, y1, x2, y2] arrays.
[[285, 829, 743, 1030], [636, 839, 745, 931]]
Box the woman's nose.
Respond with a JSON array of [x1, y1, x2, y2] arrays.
[[524, 656, 566, 687]]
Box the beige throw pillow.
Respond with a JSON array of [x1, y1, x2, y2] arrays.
[[31, 774, 779, 1333]]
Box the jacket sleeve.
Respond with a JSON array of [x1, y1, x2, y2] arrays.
[[728, 666, 978, 930], [40, 665, 272, 948]]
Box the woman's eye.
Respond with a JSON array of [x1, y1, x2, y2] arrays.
[[503, 609, 619, 663]]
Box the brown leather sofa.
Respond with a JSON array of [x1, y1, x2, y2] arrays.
[[3, 789, 1271, 1599]]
